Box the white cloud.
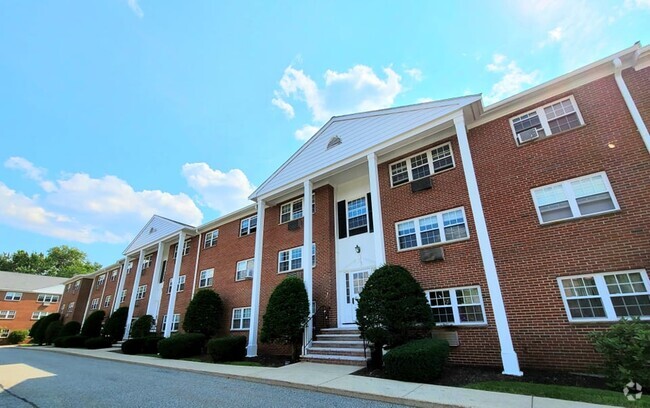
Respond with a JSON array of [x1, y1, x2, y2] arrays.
[[0, 157, 203, 245], [271, 95, 295, 118], [181, 163, 255, 215], [548, 26, 563, 41], [274, 64, 404, 124], [625, 0, 650, 9], [127, 0, 144, 18], [484, 55, 540, 105], [294, 125, 320, 141], [416, 97, 434, 103], [405, 68, 423, 81]]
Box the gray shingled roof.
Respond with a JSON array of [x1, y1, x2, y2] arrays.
[[0, 271, 67, 294]]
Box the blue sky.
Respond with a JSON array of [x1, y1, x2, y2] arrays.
[[1, 0, 648, 266]]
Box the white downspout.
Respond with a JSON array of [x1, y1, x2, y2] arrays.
[[612, 57, 650, 154]]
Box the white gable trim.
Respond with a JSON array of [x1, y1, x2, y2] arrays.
[[123, 215, 196, 255]]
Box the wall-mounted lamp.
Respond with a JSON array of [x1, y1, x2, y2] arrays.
[[354, 245, 361, 253]]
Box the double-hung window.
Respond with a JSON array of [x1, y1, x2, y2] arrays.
[[37, 294, 59, 303], [142, 255, 152, 269], [559, 270, 650, 322], [199, 269, 214, 288], [0, 311, 16, 319], [120, 290, 127, 303], [204, 230, 219, 248], [347, 197, 368, 235], [231, 307, 251, 330], [111, 270, 118, 281], [389, 142, 455, 187], [510, 96, 584, 144], [0, 329, 9, 338], [68, 302, 75, 311], [174, 241, 191, 258], [278, 244, 316, 273], [91, 298, 99, 310], [168, 276, 186, 293], [427, 286, 486, 325], [4, 292, 22, 301], [103, 295, 112, 308], [97, 274, 106, 287], [240, 215, 257, 236], [162, 314, 180, 332], [136, 285, 147, 300], [236, 259, 254, 281], [126, 261, 133, 274], [31, 311, 49, 320], [531, 172, 618, 224], [396, 207, 468, 250], [279, 194, 315, 223]]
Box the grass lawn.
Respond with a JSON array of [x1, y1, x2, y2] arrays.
[[466, 381, 647, 407]]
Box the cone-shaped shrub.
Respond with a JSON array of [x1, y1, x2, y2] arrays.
[[131, 315, 154, 338], [103, 307, 128, 341], [60, 321, 81, 337], [183, 289, 223, 337], [81, 310, 105, 338]]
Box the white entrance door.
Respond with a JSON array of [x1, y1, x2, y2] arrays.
[[339, 269, 371, 326]]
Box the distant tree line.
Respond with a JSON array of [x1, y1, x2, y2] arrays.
[[0, 245, 101, 278]]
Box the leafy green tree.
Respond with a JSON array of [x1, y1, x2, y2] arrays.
[[260, 276, 309, 362], [183, 289, 224, 337], [0, 246, 101, 277], [103, 307, 129, 342], [32, 313, 62, 345], [356, 264, 434, 368], [45, 321, 63, 345], [81, 310, 105, 338]]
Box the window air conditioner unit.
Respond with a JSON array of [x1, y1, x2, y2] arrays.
[[410, 177, 433, 193], [287, 219, 302, 231], [42, 302, 51, 307], [244, 269, 254, 280], [517, 127, 540, 144]]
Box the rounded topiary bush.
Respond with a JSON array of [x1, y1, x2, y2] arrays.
[[103, 307, 129, 342], [84, 336, 113, 349], [143, 336, 164, 354], [183, 289, 223, 337], [32, 313, 61, 345], [60, 321, 82, 337], [158, 333, 206, 359], [7, 330, 29, 345], [81, 310, 105, 338], [131, 315, 154, 338], [384, 338, 449, 383], [121, 338, 146, 355], [59, 335, 89, 348], [44, 320, 63, 345], [207, 336, 247, 362]]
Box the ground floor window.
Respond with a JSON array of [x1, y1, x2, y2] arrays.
[[91, 298, 99, 310], [426, 286, 486, 325], [0, 310, 16, 320], [162, 314, 180, 332], [31, 311, 50, 320], [0, 329, 9, 338], [199, 269, 213, 288], [103, 295, 112, 308], [559, 269, 650, 322], [231, 307, 251, 330]]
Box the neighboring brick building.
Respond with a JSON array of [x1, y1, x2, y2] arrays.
[[61, 43, 649, 374], [0, 271, 66, 342]]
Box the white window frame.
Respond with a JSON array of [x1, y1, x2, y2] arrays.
[[120, 290, 127, 303], [204, 230, 219, 248], [0, 329, 9, 338], [174, 241, 191, 258], [0, 310, 16, 319], [90, 298, 99, 310], [277, 243, 316, 274], [199, 269, 214, 288], [558, 269, 650, 323], [136, 285, 147, 300], [279, 193, 315, 224], [240, 215, 257, 237], [395, 207, 469, 251], [510, 95, 585, 145], [168, 275, 186, 293], [4, 292, 22, 301], [97, 274, 106, 287], [231, 307, 251, 330], [68, 302, 75, 311], [142, 255, 152, 269], [103, 295, 112, 308], [31, 311, 50, 320], [389, 142, 456, 187], [37, 294, 60, 303], [127, 261, 133, 274], [111, 270, 118, 281], [426, 285, 487, 326], [162, 314, 180, 332], [236, 259, 254, 281], [531, 172, 619, 225]]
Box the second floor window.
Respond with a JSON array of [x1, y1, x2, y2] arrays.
[[240, 215, 257, 236], [204, 230, 219, 248]]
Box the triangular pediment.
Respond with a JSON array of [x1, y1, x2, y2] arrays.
[[123, 215, 195, 255]]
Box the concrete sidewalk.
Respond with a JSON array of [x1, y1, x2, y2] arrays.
[[20, 346, 615, 408]]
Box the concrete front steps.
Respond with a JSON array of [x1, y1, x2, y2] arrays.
[[301, 328, 368, 366]]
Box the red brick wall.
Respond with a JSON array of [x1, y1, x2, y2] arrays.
[[0, 291, 62, 340], [378, 137, 502, 367], [60, 279, 93, 324], [623, 66, 650, 128], [468, 72, 650, 370], [99, 267, 122, 314]]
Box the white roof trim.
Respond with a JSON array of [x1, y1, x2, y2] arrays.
[[123, 215, 196, 255]]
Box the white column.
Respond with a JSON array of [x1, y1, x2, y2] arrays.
[[113, 257, 129, 312], [164, 232, 186, 338], [191, 233, 202, 298], [367, 153, 386, 266], [303, 181, 314, 347], [146, 242, 165, 317], [613, 58, 650, 154], [454, 115, 523, 376], [247, 200, 265, 357], [124, 249, 145, 340]]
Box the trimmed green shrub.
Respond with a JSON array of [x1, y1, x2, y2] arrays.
[[44, 320, 63, 345], [207, 336, 247, 362], [32, 314, 61, 345], [57, 335, 89, 348], [7, 330, 29, 345], [356, 264, 434, 368], [121, 338, 146, 355], [158, 333, 206, 359], [384, 338, 449, 383], [29, 319, 43, 339], [131, 315, 154, 338], [84, 336, 113, 349], [260, 276, 309, 361], [103, 307, 128, 342], [183, 289, 224, 337], [60, 321, 81, 337], [143, 336, 164, 354], [590, 318, 650, 388], [81, 310, 105, 338]]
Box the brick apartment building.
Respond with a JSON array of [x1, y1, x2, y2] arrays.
[[62, 43, 649, 375], [0, 271, 66, 343]]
